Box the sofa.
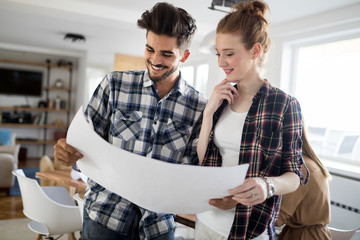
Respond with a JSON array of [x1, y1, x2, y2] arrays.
[[0, 131, 20, 195]]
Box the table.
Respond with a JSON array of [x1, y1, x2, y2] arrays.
[[175, 214, 196, 228], [36, 169, 87, 192], [35, 169, 196, 228]]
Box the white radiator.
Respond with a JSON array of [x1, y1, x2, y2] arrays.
[[329, 174, 360, 239]]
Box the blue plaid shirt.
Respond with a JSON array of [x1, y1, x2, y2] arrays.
[[83, 70, 207, 239]]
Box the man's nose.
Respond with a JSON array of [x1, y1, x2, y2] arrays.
[[151, 52, 163, 65]]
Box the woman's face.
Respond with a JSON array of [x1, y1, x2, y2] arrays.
[[215, 33, 256, 82]]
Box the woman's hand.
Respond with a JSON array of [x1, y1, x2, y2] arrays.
[[197, 79, 238, 164], [228, 178, 268, 206], [54, 138, 83, 166], [204, 78, 238, 116]]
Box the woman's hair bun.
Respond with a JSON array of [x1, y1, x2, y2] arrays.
[[233, 0, 268, 21]]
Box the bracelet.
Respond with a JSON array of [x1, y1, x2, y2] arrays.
[[262, 176, 275, 198]]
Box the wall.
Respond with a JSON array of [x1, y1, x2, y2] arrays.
[[265, 2, 360, 91]]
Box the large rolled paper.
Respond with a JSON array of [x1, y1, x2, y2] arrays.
[[67, 107, 249, 214]]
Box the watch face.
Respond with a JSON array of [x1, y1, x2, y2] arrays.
[[269, 184, 275, 197]]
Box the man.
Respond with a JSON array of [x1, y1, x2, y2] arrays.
[[54, 2, 207, 240]]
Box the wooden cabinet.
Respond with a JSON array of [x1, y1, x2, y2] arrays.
[[0, 59, 73, 157], [113, 53, 145, 71]]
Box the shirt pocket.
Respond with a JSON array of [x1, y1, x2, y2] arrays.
[[162, 118, 191, 152], [256, 129, 282, 162], [111, 109, 142, 142]]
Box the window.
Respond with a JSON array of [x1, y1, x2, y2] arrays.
[[180, 66, 194, 86], [86, 67, 107, 100], [293, 37, 360, 165], [180, 64, 209, 94], [195, 64, 209, 94]]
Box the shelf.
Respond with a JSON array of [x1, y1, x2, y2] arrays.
[[45, 86, 71, 91], [0, 58, 73, 157], [0, 58, 47, 67], [0, 123, 69, 129], [16, 139, 57, 145], [0, 106, 70, 112], [0, 58, 72, 69]]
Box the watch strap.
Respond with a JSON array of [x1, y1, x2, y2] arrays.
[[262, 176, 273, 198]]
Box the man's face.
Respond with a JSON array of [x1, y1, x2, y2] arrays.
[[144, 31, 189, 83]]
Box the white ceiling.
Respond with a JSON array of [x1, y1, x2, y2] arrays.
[[0, 0, 359, 67]]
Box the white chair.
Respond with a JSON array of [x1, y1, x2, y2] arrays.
[[322, 130, 345, 156], [73, 193, 84, 222], [329, 227, 360, 240], [12, 169, 82, 240], [336, 135, 360, 159], [352, 137, 360, 161]]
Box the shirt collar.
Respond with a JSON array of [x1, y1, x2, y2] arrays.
[[143, 70, 153, 88], [143, 70, 187, 96], [257, 79, 271, 97]]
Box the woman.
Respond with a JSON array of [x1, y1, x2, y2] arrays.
[[276, 122, 332, 240], [195, 1, 308, 239]]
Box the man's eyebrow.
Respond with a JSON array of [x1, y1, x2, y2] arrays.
[[145, 44, 174, 55], [161, 50, 174, 55], [145, 44, 153, 49]]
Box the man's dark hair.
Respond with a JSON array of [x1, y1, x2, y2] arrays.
[[137, 2, 197, 51]]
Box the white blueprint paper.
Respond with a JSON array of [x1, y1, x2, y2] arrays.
[[67, 107, 249, 214]]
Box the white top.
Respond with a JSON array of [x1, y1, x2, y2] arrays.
[[197, 105, 247, 237]]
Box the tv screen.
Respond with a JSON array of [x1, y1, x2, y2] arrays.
[[0, 68, 43, 97]]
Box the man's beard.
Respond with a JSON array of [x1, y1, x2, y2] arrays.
[[147, 61, 179, 83]]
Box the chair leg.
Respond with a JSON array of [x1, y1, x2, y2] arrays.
[[69, 232, 76, 240], [36, 234, 42, 240]]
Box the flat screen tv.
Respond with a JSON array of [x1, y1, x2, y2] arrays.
[[0, 68, 43, 97]]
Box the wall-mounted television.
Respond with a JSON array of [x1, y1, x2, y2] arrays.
[[0, 68, 43, 97]]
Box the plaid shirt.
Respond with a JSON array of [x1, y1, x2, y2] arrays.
[[83, 70, 207, 239], [202, 81, 308, 240]]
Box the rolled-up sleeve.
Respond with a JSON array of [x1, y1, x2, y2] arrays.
[[280, 97, 308, 185]]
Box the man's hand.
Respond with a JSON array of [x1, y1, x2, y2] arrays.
[[54, 138, 83, 166], [209, 197, 238, 210]]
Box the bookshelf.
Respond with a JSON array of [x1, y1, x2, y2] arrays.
[[0, 59, 74, 157]]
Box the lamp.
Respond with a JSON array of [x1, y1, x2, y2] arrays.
[[208, 0, 249, 13], [199, 30, 216, 55], [201, 0, 249, 54], [64, 33, 86, 43]]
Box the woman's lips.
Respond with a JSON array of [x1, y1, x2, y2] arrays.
[[224, 69, 233, 75]]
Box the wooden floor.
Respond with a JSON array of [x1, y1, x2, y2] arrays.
[[0, 158, 40, 220]]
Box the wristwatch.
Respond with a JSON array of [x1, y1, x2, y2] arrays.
[[262, 177, 275, 198]]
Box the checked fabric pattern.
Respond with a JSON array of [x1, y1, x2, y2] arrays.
[[83, 70, 207, 239]]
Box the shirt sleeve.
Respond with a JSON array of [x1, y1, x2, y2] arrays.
[[280, 97, 308, 185], [84, 73, 112, 141], [181, 111, 203, 165]]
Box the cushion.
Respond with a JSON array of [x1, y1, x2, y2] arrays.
[[0, 145, 17, 155], [0, 129, 12, 146]]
